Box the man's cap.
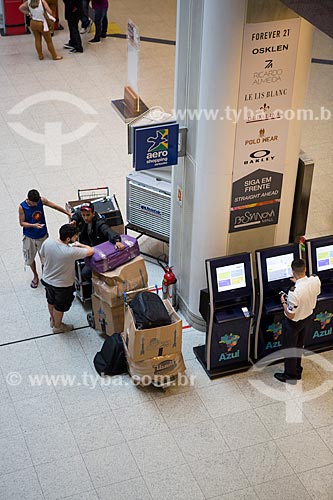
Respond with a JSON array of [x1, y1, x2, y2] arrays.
[[80, 202, 94, 212]]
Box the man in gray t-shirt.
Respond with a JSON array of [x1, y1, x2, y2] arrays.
[[40, 224, 94, 333]]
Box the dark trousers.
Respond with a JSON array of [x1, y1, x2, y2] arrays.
[[81, 0, 90, 27], [81, 264, 92, 282], [67, 12, 83, 50], [94, 7, 107, 40], [282, 315, 312, 378]]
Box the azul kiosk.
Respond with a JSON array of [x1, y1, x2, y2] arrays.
[[194, 252, 255, 378], [254, 243, 301, 360], [304, 235, 333, 351]]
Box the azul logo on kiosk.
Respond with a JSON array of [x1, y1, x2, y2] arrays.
[[133, 123, 179, 171]]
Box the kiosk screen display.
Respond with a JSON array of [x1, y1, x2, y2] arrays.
[[216, 263, 246, 293], [266, 253, 293, 282], [316, 245, 333, 272]]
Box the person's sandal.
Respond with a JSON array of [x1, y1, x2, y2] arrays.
[[30, 278, 39, 288], [53, 55, 63, 60]]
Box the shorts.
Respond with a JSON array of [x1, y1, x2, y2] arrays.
[[23, 234, 48, 266], [41, 279, 75, 312]]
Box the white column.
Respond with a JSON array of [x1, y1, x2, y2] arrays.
[[171, 0, 313, 329]]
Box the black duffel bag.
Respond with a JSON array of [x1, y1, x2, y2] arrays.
[[93, 333, 128, 376], [130, 291, 171, 330]]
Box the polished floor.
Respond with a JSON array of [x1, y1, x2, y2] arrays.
[[0, 1, 333, 499]]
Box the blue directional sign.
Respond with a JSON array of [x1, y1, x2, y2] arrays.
[[133, 123, 179, 170]]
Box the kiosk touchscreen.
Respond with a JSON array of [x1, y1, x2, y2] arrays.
[[194, 252, 254, 378], [254, 243, 301, 360], [304, 236, 333, 351]]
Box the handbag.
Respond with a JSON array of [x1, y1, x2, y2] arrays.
[[43, 6, 55, 29]]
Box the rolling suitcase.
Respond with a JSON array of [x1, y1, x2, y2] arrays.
[[85, 235, 140, 273]]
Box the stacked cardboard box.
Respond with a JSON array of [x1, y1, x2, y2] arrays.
[[122, 298, 186, 384], [92, 256, 148, 336]]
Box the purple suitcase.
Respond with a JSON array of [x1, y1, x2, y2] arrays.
[[85, 235, 140, 273]]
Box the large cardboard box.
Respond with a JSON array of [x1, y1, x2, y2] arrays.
[[92, 256, 148, 307], [122, 299, 182, 361], [92, 294, 124, 336], [126, 349, 186, 383]]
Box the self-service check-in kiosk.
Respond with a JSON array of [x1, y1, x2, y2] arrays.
[[254, 243, 301, 360], [194, 253, 254, 378], [304, 236, 333, 351]]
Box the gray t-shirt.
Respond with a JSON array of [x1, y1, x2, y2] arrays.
[[41, 238, 88, 287]]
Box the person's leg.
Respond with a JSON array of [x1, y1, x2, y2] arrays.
[[23, 236, 39, 286], [283, 318, 300, 378], [47, 0, 57, 34], [30, 22, 44, 59], [101, 9, 107, 37], [47, 303, 55, 327], [30, 261, 39, 285], [53, 309, 65, 328], [90, 7, 102, 41], [80, 0, 90, 29], [81, 265, 92, 282], [68, 13, 83, 51], [52, 286, 75, 332], [42, 30, 62, 59], [295, 317, 311, 378]]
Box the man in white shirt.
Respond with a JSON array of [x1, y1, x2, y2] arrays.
[[274, 258, 321, 383], [41, 224, 94, 333]]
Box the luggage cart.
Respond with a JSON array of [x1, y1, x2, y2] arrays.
[[123, 288, 179, 390], [67, 187, 125, 302], [66, 187, 124, 233]]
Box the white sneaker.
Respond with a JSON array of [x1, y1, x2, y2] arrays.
[[80, 19, 92, 34], [52, 323, 74, 333]]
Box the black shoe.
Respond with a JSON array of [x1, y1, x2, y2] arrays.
[[63, 43, 74, 49], [69, 47, 83, 53], [101, 34, 107, 38], [274, 372, 301, 384], [88, 38, 101, 44]]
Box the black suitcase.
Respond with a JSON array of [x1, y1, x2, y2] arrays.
[[93, 195, 124, 228]]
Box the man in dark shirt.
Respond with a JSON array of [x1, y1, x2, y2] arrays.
[[71, 201, 124, 280]]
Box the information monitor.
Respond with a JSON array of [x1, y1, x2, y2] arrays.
[[206, 253, 253, 306], [266, 253, 294, 283], [307, 236, 333, 284]]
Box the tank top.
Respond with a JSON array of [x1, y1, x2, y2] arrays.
[[21, 199, 48, 239], [28, 0, 44, 22]]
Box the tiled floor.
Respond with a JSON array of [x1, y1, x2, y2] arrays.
[[0, 1, 333, 499]]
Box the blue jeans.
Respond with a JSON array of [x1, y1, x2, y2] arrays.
[[94, 7, 107, 40]]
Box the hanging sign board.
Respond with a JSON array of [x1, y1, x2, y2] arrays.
[[229, 18, 301, 232], [133, 123, 179, 171]]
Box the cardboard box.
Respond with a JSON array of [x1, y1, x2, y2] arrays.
[[92, 294, 124, 336], [126, 350, 186, 383], [122, 299, 182, 361], [92, 256, 148, 307]]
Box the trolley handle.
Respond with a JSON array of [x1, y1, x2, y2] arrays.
[[123, 286, 159, 305], [77, 186, 110, 200]]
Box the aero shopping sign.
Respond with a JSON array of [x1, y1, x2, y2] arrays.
[[133, 123, 179, 171]]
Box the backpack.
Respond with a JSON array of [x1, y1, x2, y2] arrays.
[[130, 291, 172, 329], [93, 333, 128, 376]]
